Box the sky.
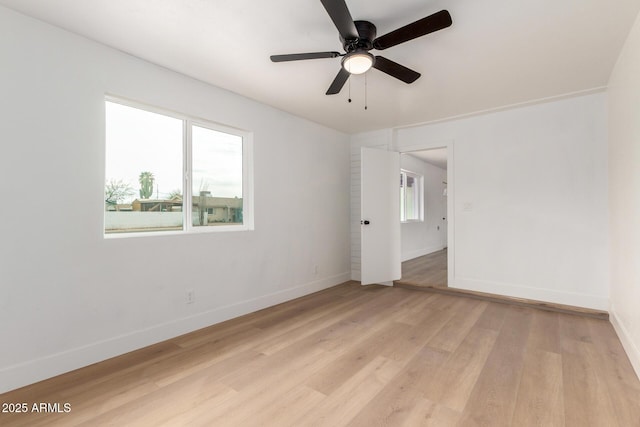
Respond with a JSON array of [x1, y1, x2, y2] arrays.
[[105, 101, 242, 203]]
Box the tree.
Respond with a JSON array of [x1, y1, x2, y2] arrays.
[[168, 189, 182, 200], [105, 179, 134, 210], [139, 171, 155, 199]]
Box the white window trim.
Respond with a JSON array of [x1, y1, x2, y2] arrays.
[[400, 169, 424, 223], [104, 95, 254, 238]]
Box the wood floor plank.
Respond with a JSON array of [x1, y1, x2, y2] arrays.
[[426, 299, 488, 352], [577, 320, 640, 426], [292, 356, 402, 427], [457, 307, 532, 426], [1, 282, 638, 427], [252, 286, 399, 356], [347, 346, 452, 426], [423, 293, 467, 313], [475, 301, 509, 331], [402, 398, 462, 427], [526, 309, 562, 354], [378, 309, 455, 363], [220, 339, 331, 392], [562, 341, 619, 427], [155, 388, 240, 427], [559, 312, 593, 354], [392, 293, 439, 326], [199, 347, 340, 425], [586, 317, 640, 392], [78, 379, 237, 426], [305, 321, 410, 395], [240, 385, 326, 427], [558, 310, 640, 426], [511, 349, 564, 426], [422, 326, 499, 412], [148, 328, 266, 387]]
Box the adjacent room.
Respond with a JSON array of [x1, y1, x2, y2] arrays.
[[1, 0, 639, 425]]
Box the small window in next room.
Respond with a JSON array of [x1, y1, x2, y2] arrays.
[[400, 169, 423, 222], [104, 98, 253, 236]]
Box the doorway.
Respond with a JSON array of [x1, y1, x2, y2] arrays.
[[395, 148, 448, 288]]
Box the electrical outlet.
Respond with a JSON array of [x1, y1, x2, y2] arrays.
[[186, 289, 195, 304]]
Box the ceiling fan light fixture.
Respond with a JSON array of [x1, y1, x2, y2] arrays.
[[342, 51, 374, 74], [270, 1, 452, 95]]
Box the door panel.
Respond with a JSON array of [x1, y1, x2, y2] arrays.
[[361, 147, 401, 285]]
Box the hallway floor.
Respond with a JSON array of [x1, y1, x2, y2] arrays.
[[396, 248, 448, 288]]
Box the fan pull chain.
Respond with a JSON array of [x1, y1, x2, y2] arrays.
[[364, 73, 368, 110], [348, 77, 352, 103]]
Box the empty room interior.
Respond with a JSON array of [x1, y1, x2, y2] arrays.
[[1, 0, 639, 425]]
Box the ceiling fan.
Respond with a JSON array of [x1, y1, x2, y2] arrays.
[[270, 0, 452, 95]]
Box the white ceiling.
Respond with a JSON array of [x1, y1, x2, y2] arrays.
[[2, 0, 639, 134], [406, 148, 447, 170]]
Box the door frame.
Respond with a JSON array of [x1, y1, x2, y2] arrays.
[[394, 138, 455, 288]]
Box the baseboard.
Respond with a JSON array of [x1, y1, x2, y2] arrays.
[[401, 245, 445, 262], [0, 272, 350, 394], [395, 282, 608, 319], [609, 306, 640, 381], [452, 277, 609, 311]]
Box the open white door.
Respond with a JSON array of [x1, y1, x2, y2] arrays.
[[361, 147, 401, 285]]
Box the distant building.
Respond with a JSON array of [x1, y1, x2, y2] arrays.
[[132, 198, 183, 212], [126, 195, 242, 224], [193, 195, 243, 224], [105, 203, 132, 211]]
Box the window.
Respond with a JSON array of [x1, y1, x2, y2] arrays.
[[400, 170, 423, 222], [104, 98, 252, 236]]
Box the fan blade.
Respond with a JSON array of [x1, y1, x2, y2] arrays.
[[326, 67, 350, 95], [271, 52, 341, 62], [320, 0, 358, 40], [373, 10, 452, 50], [373, 56, 420, 84]]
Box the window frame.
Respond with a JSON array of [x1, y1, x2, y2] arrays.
[[400, 169, 424, 223], [104, 96, 254, 238]]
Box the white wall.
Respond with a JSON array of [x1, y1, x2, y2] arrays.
[[0, 6, 350, 393], [393, 92, 609, 310], [400, 154, 447, 261], [608, 11, 640, 379]]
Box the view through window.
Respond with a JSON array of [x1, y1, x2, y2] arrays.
[[400, 169, 423, 222], [104, 99, 251, 235]]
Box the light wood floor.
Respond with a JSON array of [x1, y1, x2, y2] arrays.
[[1, 282, 639, 426], [397, 249, 448, 288]]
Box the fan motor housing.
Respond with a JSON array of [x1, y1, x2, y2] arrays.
[[340, 20, 377, 52]]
